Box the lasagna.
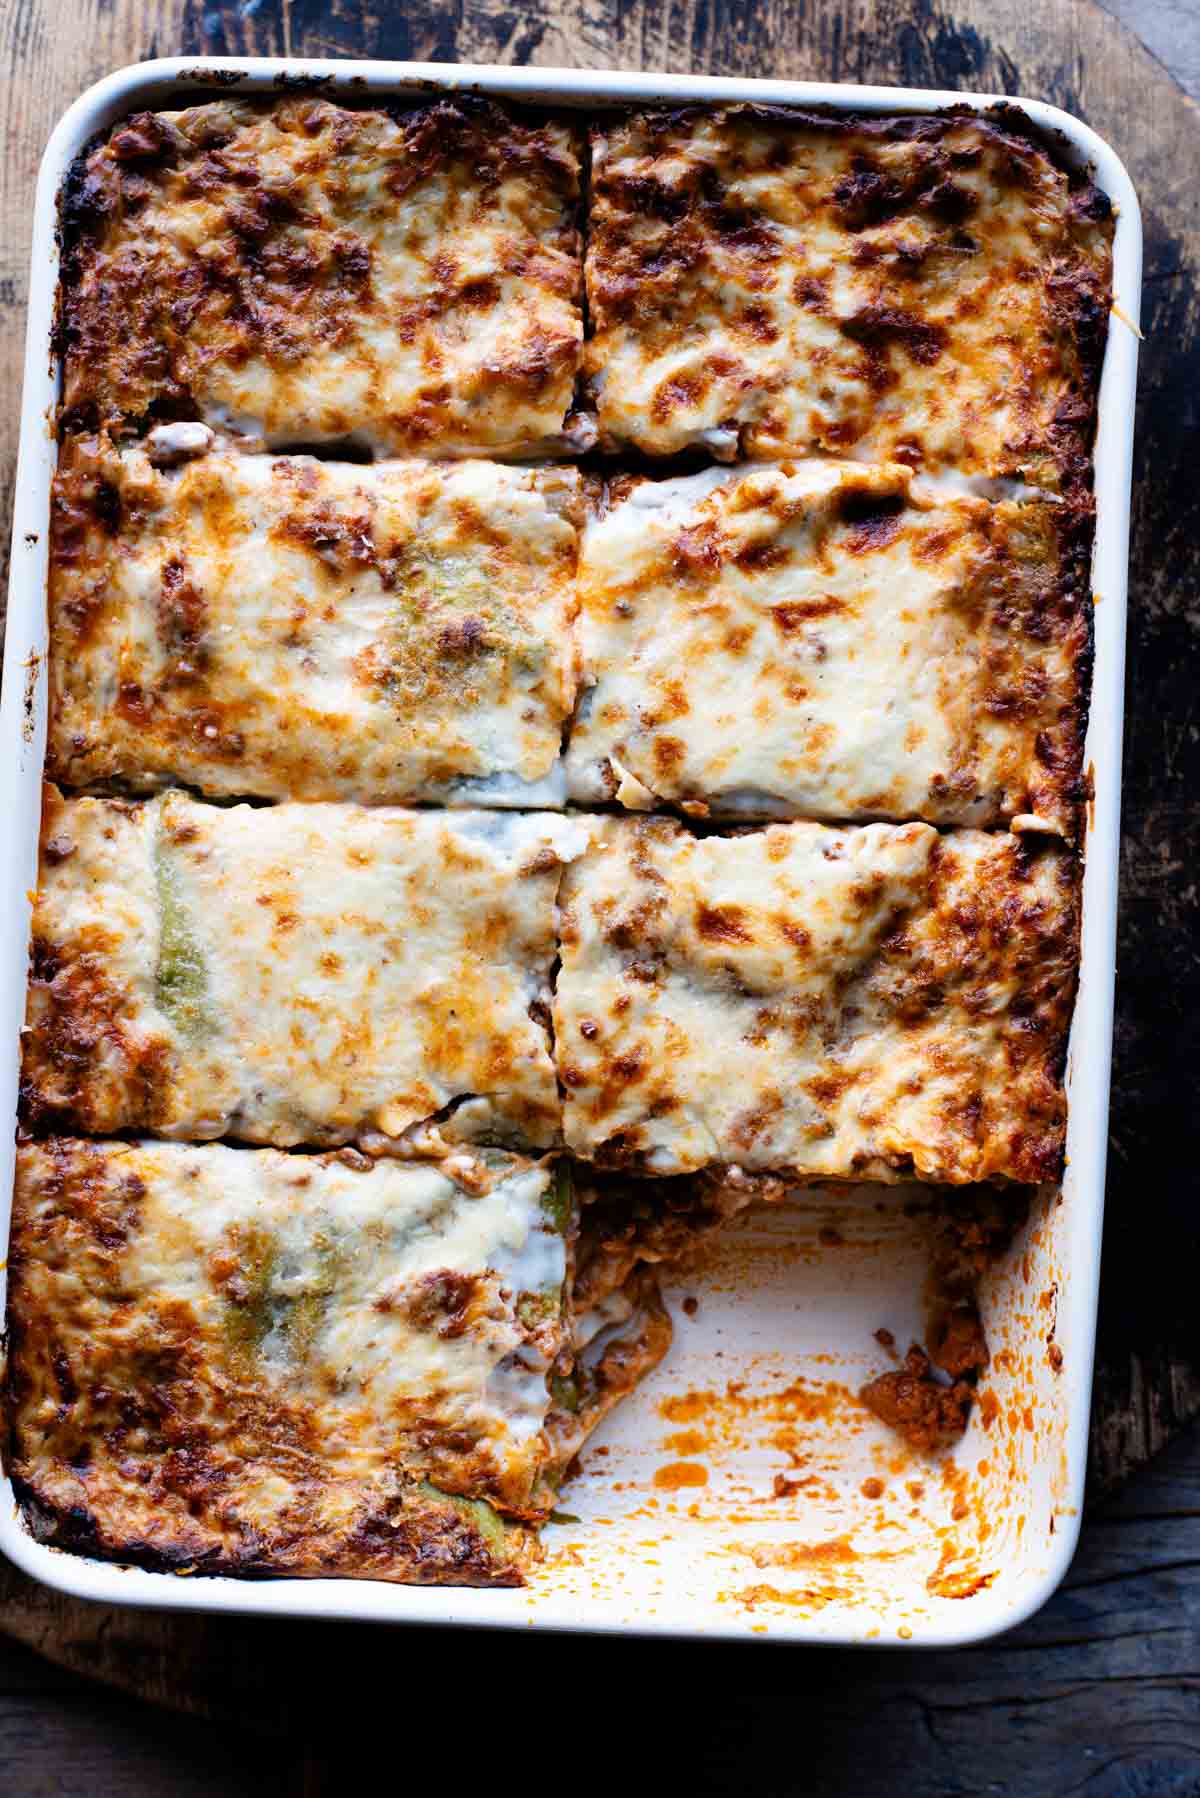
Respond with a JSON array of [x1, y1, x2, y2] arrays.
[[23, 787, 586, 1149], [553, 816, 1078, 1183], [586, 107, 1112, 492], [48, 439, 580, 806], [4, 94, 1110, 1579], [566, 459, 1089, 833], [3, 1138, 669, 1583], [60, 97, 585, 458]]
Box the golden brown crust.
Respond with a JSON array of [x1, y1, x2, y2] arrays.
[[10, 1471, 532, 1586], [4, 1138, 675, 1583], [2, 1143, 550, 1582], [46, 437, 580, 804], [59, 96, 583, 457], [554, 818, 1079, 1185], [586, 104, 1113, 496], [568, 462, 1093, 835]]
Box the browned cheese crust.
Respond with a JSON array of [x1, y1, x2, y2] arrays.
[[4, 1138, 672, 1583], [567, 460, 1093, 835], [554, 818, 1080, 1184], [586, 106, 1113, 495], [4, 1139, 555, 1582], [46, 436, 581, 805], [59, 96, 584, 457]]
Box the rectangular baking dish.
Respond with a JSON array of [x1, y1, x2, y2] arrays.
[[0, 56, 1141, 1646]]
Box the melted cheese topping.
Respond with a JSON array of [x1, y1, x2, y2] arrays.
[[25, 789, 588, 1148], [48, 440, 580, 805], [566, 460, 1087, 833], [553, 817, 1077, 1184], [5, 1139, 570, 1580], [586, 108, 1112, 491], [61, 98, 583, 456]]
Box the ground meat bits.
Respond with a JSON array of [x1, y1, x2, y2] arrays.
[[860, 1345, 974, 1454]]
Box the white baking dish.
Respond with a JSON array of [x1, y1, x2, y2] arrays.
[[0, 57, 1141, 1646]]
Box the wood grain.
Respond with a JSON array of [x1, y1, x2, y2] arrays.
[[1, 0, 1198, 1735]]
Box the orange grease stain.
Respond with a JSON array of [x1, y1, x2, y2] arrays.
[[654, 1462, 709, 1491], [665, 1429, 708, 1455], [750, 1535, 859, 1570], [659, 1391, 710, 1424]]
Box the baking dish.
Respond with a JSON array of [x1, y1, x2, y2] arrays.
[[0, 56, 1141, 1645]]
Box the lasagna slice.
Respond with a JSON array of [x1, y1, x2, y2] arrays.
[[572, 460, 1086, 830], [554, 816, 1077, 1184], [567, 460, 1089, 834], [4, 1139, 669, 1583], [23, 787, 587, 1149], [60, 97, 584, 458], [586, 107, 1112, 492], [49, 440, 580, 807]]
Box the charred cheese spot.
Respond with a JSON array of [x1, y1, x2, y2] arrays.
[[695, 903, 754, 944]]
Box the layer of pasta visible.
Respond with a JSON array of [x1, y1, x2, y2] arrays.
[[23, 788, 587, 1149], [60, 97, 585, 457], [3, 1138, 670, 1583], [566, 459, 1089, 834], [48, 439, 580, 807], [586, 107, 1112, 492], [554, 816, 1077, 1183]]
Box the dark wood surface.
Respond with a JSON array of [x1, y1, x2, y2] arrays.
[[1, 0, 1198, 1786]]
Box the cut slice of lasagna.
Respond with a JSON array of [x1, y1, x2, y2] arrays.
[[553, 816, 1078, 1183], [60, 97, 585, 457], [4, 1139, 670, 1583], [23, 787, 587, 1149], [586, 107, 1112, 492], [48, 440, 580, 807], [566, 460, 1089, 834]]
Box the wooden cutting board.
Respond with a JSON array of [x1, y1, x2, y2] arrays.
[[1, 0, 1197, 1723]]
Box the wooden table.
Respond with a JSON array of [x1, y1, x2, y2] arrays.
[[2, 0, 1199, 1787]]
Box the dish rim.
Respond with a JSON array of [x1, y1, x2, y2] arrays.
[[0, 54, 1142, 1647]]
